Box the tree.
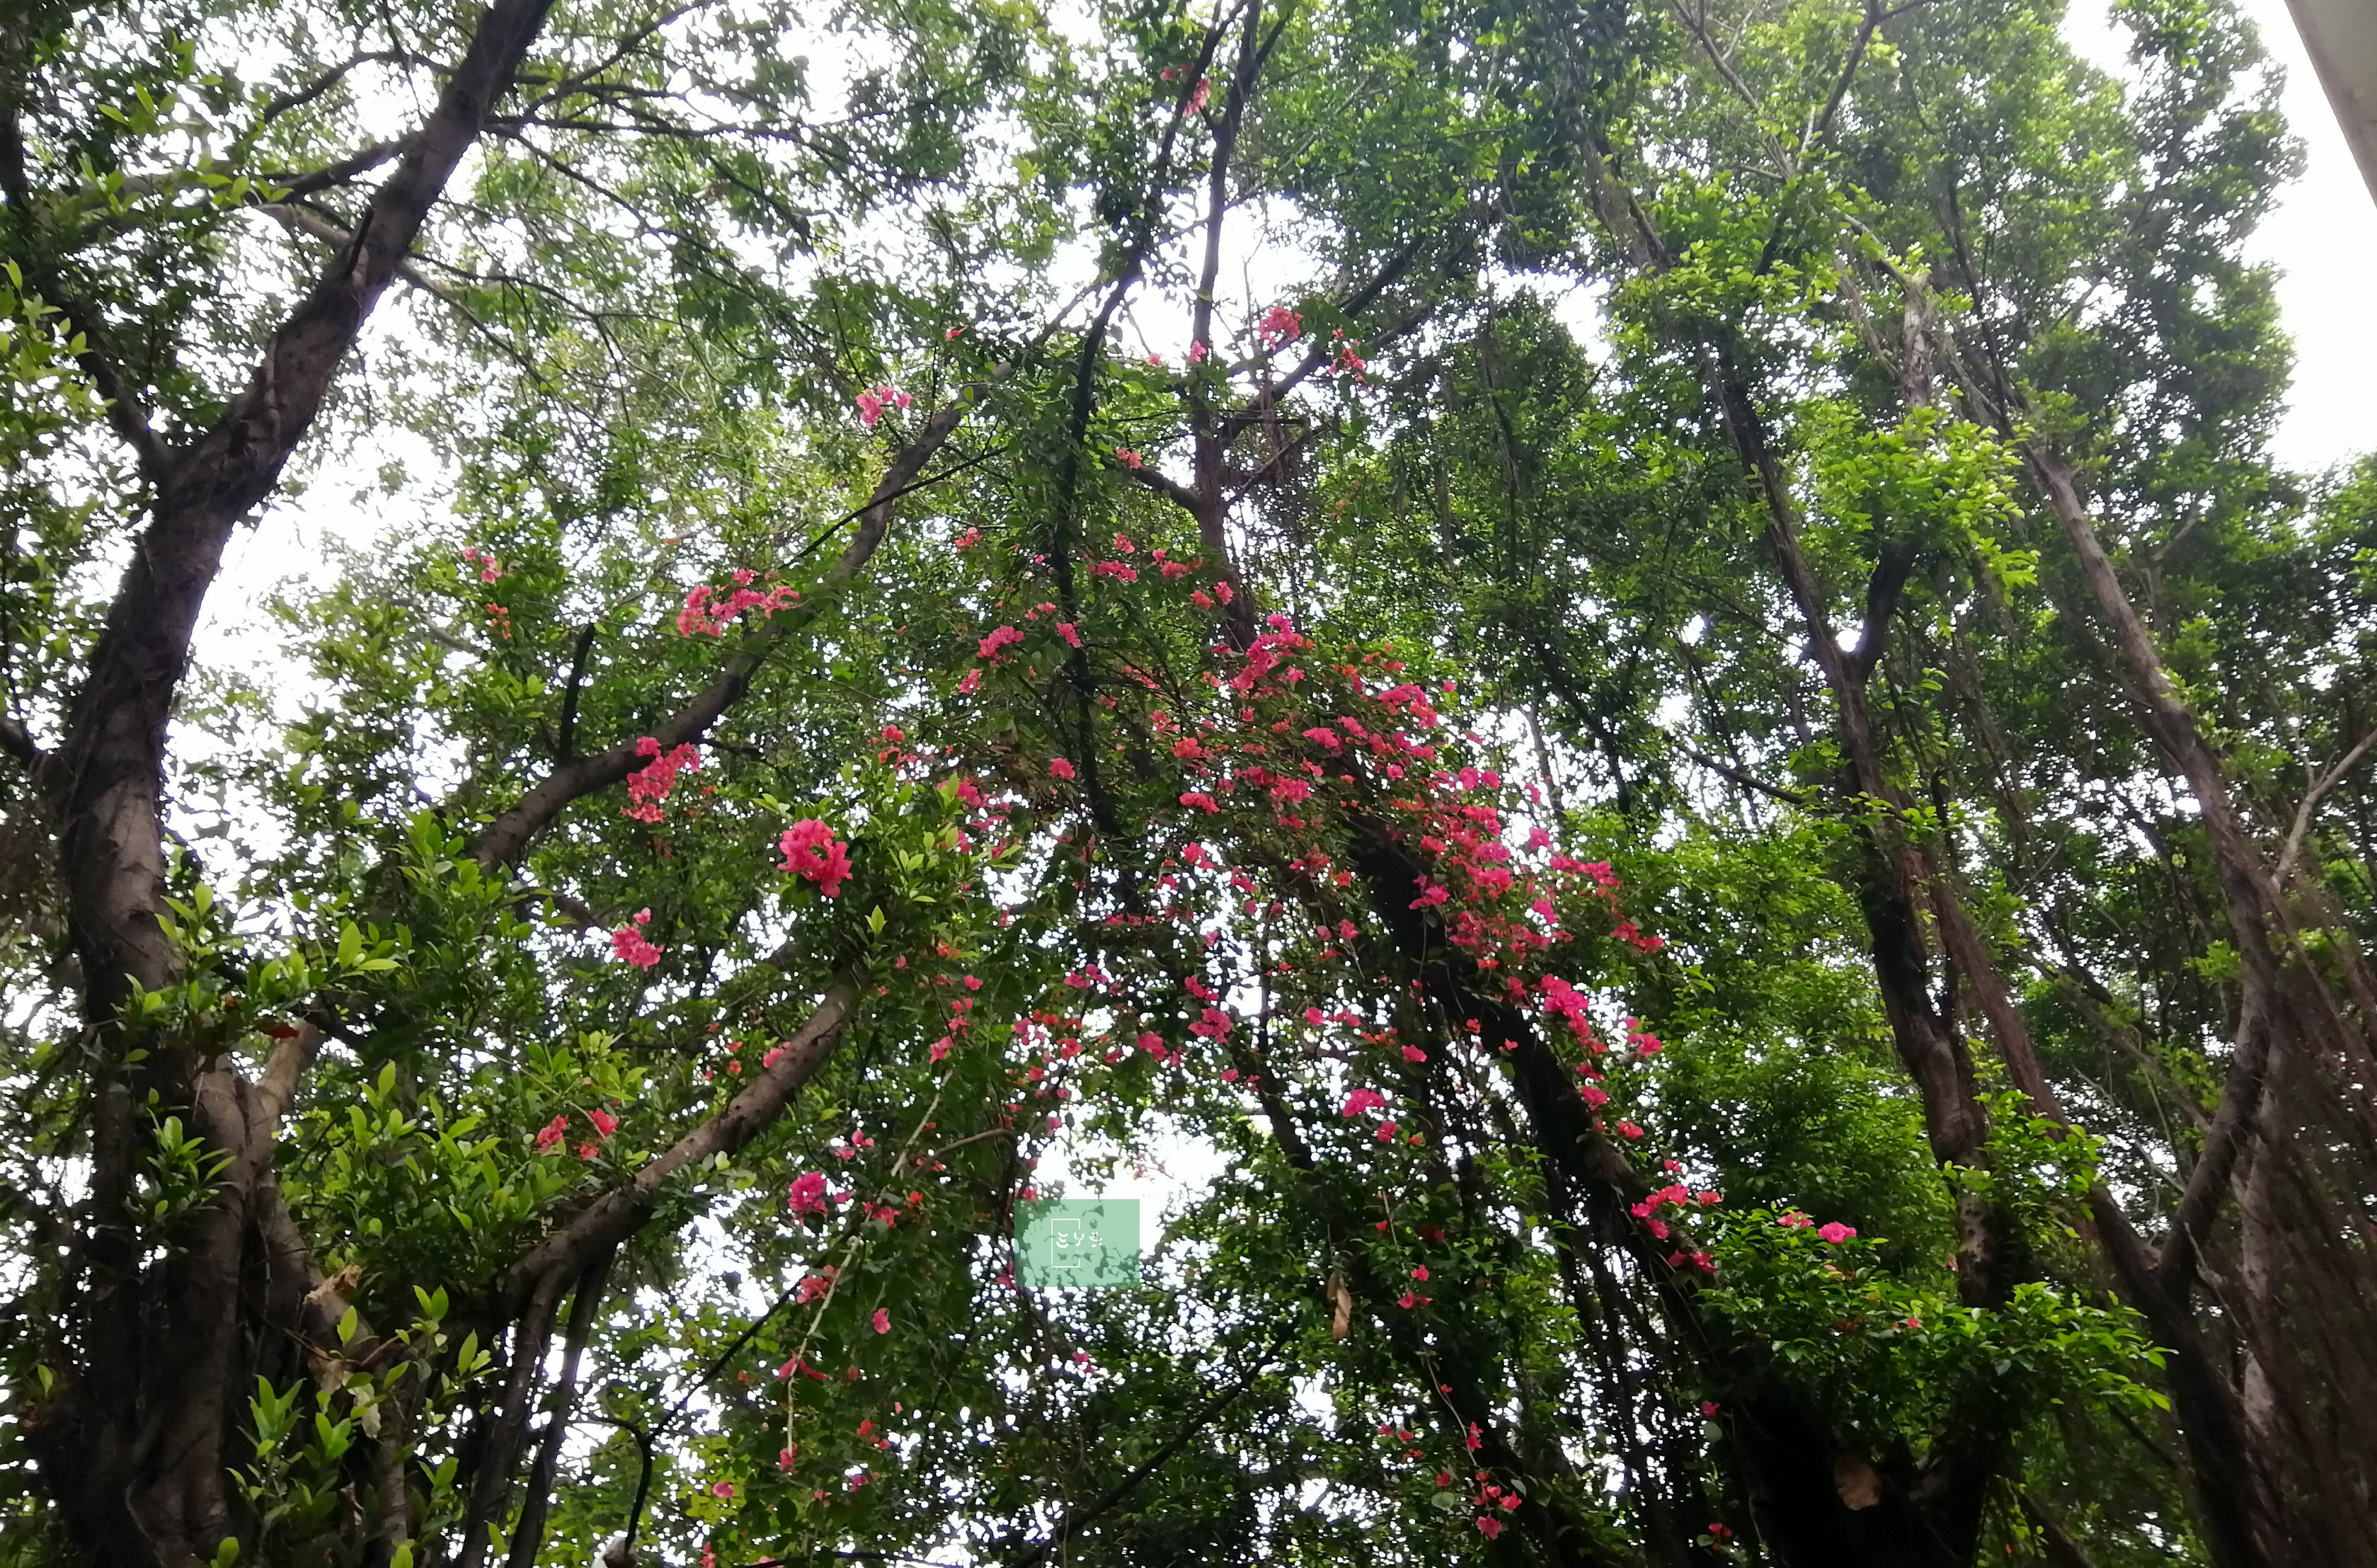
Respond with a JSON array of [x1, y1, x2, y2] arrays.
[[1, 0, 2369, 1565]]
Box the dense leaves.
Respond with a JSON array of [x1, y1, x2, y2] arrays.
[[1, 0, 2371, 1566]]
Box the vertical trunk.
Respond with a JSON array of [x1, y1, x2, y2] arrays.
[[25, 4, 561, 1560]]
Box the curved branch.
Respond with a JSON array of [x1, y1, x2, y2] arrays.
[[493, 973, 860, 1318]]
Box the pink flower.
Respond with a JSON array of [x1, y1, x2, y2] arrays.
[[956, 667, 983, 694], [1579, 1083, 1609, 1106], [1818, 1222, 1857, 1244], [1477, 1516, 1504, 1540], [1701, 1400, 1720, 1417], [1055, 621, 1082, 648], [856, 389, 884, 426], [622, 738, 701, 823], [711, 1481, 735, 1499], [589, 1107, 618, 1138], [1401, 1045, 1427, 1063], [788, 1172, 831, 1215], [929, 1036, 952, 1063], [1615, 1120, 1644, 1139], [1184, 76, 1210, 113], [1341, 1088, 1387, 1117], [1188, 340, 1210, 362], [1050, 757, 1076, 780], [1114, 447, 1143, 468], [610, 910, 663, 969], [1256, 304, 1302, 348], [534, 1115, 568, 1153], [777, 819, 853, 898], [872, 1307, 891, 1334]]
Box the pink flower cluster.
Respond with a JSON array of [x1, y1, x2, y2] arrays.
[[856, 384, 912, 427], [1329, 328, 1368, 382], [462, 545, 503, 583], [610, 908, 662, 969], [534, 1106, 617, 1157], [788, 1170, 835, 1215], [1256, 304, 1302, 348], [622, 736, 700, 823], [777, 818, 853, 898], [677, 572, 801, 637]]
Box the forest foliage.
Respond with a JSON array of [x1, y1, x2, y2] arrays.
[[1, 0, 2373, 1564]]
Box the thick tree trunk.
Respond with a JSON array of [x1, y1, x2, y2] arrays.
[[25, 4, 560, 1560]]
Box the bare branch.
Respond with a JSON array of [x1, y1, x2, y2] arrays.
[[1678, 740, 1809, 804], [258, 202, 455, 298], [2277, 726, 2377, 888]]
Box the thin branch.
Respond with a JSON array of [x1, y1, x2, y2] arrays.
[[1804, 0, 1880, 154], [470, 389, 983, 871], [1006, 1339, 1284, 1568], [258, 202, 454, 298], [493, 974, 860, 1317], [0, 717, 61, 806], [1121, 461, 1203, 516], [1678, 741, 1809, 805], [253, 52, 420, 132], [1847, 537, 1918, 689], [2277, 726, 2377, 888], [0, 104, 173, 480]]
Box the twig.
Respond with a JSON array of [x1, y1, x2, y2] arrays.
[[2277, 726, 2377, 888]]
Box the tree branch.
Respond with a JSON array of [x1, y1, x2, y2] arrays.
[[0, 103, 172, 480], [59, 0, 563, 1013], [469, 391, 978, 871], [554, 622, 597, 760], [493, 974, 860, 1318], [1678, 741, 1808, 804], [2277, 726, 2377, 888], [1006, 1339, 1283, 1568]]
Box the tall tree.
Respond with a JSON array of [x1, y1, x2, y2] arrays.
[[1, 0, 2368, 1566]]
